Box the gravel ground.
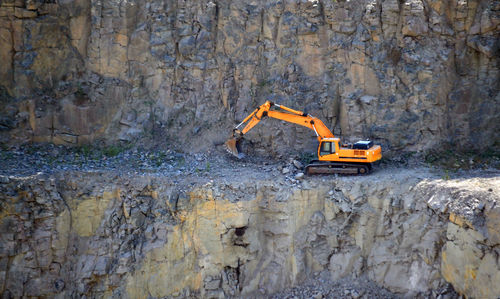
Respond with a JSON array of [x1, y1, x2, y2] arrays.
[[0, 144, 480, 299], [1, 143, 498, 183], [0, 144, 198, 176], [269, 272, 400, 299], [268, 271, 458, 299], [0, 143, 413, 193], [0, 143, 271, 178]]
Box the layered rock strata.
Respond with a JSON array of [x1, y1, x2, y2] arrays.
[[0, 168, 498, 298]]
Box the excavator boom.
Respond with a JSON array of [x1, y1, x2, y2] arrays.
[[225, 100, 382, 175], [225, 101, 333, 157]]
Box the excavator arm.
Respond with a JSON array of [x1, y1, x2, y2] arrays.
[[225, 101, 334, 157]]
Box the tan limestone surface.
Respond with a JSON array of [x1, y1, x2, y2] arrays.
[[0, 166, 498, 298]]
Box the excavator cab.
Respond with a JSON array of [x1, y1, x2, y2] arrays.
[[319, 140, 335, 156], [318, 139, 341, 161]]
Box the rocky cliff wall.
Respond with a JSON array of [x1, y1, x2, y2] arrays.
[[0, 169, 499, 298], [0, 0, 499, 153]]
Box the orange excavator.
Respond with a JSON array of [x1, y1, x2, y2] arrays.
[[225, 101, 382, 174]]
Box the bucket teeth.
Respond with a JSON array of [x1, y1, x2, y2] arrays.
[[224, 138, 240, 158]]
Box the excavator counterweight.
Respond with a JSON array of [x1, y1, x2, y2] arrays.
[[225, 101, 382, 175]]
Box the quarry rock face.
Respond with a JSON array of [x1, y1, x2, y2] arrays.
[[0, 169, 499, 298], [0, 0, 499, 153], [1, 1, 499, 298]]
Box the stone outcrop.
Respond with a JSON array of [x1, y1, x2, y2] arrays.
[[0, 0, 499, 153], [0, 168, 498, 298]]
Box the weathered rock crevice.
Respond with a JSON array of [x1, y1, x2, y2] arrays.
[[1, 169, 498, 298], [0, 0, 498, 153]]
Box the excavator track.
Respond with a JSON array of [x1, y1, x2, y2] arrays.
[[305, 161, 372, 175]]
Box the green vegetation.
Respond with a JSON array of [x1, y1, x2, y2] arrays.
[[176, 156, 186, 167], [401, 151, 416, 161], [0, 150, 13, 160], [75, 144, 128, 159], [256, 78, 273, 95], [298, 152, 316, 166], [75, 84, 86, 98], [257, 79, 271, 87], [425, 147, 500, 171], [0, 142, 187, 171], [76, 144, 92, 157], [74, 143, 135, 159], [25, 144, 42, 155], [102, 145, 124, 157], [147, 151, 167, 167]]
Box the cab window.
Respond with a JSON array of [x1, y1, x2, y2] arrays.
[[320, 142, 335, 156]]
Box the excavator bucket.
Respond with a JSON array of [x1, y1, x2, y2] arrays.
[[225, 137, 244, 159]]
